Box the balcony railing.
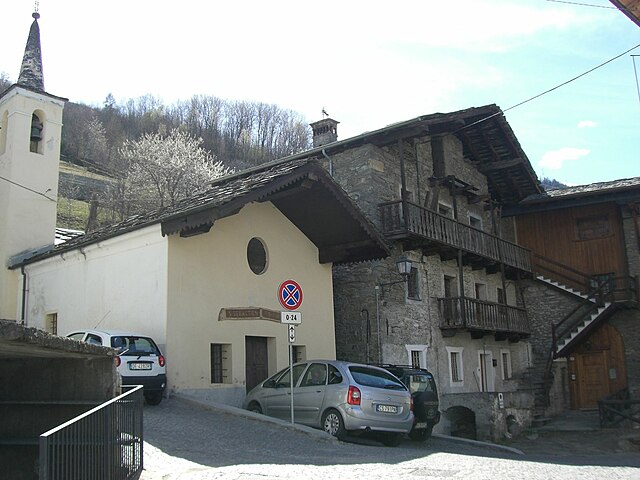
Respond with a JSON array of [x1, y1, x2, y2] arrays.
[[380, 200, 531, 272], [438, 296, 530, 336]]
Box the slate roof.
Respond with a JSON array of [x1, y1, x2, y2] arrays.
[[299, 104, 542, 205], [17, 13, 45, 92], [503, 177, 640, 216], [13, 159, 390, 267], [521, 177, 640, 203]]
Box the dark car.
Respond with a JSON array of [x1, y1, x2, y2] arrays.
[[382, 365, 440, 441]]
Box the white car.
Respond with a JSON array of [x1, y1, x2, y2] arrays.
[[67, 329, 167, 405]]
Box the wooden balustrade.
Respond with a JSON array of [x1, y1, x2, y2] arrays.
[[380, 200, 531, 272], [437, 296, 530, 335]]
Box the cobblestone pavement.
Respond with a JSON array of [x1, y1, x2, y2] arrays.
[[140, 397, 640, 480]]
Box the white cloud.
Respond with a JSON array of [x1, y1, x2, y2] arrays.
[[539, 148, 590, 170], [577, 120, 597, 128]]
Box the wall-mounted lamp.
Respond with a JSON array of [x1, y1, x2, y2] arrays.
[[377, 256, 413, 289], [373, 255, 413, 364]]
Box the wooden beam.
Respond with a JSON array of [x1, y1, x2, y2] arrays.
[[479, 158, 524, 172]]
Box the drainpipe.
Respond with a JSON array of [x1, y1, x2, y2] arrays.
[[321, 148, 333, 177], [375, 285, 382, 364], [20, 265, 28, 324]]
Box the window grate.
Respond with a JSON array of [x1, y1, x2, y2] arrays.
[[451, 352, 461, 382]]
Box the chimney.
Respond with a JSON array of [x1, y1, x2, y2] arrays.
[[310, 117, 339, 148]]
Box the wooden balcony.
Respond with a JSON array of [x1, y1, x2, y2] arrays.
[[438, 296, 530, 338], [380, 200, 531, 273]]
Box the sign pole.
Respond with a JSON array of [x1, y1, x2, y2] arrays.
[[289, 339, 294, 424]]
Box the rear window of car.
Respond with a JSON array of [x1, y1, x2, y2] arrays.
[[349, 366, 407, 390], [406, 373, 437, 394], [110, 336, 160, 356]]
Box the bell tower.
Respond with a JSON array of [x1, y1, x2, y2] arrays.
[[0, 11, 66, 320]]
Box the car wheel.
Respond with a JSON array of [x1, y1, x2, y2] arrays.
[[381, 432, 402, 447], [144, 392, 163, 406], [408, 426, 433, 442], [322, 409, 346, 440], [247, 402, 262, 414]]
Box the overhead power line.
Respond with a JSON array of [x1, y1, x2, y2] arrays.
[[545, 0, 616, 9], [456, 42, 640, 133], [0, 174, 56, 202]]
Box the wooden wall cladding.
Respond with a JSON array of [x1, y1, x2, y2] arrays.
[[516, 202, 626, 277]]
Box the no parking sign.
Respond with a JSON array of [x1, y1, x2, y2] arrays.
[[278, 280, 303, 311]]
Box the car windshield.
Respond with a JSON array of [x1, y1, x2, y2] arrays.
[[405, 373, 437, 394], [110, 336, 159, 356], [349, 366, 406, 390]]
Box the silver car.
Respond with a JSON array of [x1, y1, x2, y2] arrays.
[[242, 360, 414, 446]]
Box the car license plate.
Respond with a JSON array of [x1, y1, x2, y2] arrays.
[[414, 422, 428, 429], [376, 404, 398, 414], [129, 362, 151, 371]]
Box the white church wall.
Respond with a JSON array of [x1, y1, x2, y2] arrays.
[[24, 225, 169, 345]]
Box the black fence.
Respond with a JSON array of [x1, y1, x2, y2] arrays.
[[39, 385, 144, 480]]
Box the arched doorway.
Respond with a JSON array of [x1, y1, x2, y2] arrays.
[[568, 322, 627, 409], [444, 406, 477, 439]]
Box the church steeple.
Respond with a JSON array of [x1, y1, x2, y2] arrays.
[[17, 12, 45, 91]]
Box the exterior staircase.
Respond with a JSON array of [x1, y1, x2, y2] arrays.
[[528, 254, 638, 413]]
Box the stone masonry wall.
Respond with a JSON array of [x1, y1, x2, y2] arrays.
[[610, 309, 640, 397], [328, 131, 536, 439], [622, 204, 640, 278]]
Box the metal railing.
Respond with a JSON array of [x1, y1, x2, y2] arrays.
[[437, 296, 530, 335], [598, 388, 640, 428], [39, 385, 144, 480], [379, 200, 531, 272]]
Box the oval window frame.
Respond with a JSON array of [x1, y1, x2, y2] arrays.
[[247, 237, 268, 275]]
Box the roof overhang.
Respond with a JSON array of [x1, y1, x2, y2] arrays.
[[609, 0, 640, 27], [161, 162, 390, 264]]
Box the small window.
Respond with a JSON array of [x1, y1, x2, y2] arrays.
[[411, 350, 421, 368], [497, 287, 506, 305], [474, 283, 487, 301], [45, 313, 57, 335], [501, 350, 513, 380], [576, 215, 610, 241], [406, 345, 428, 368], [469, 214, 482, 230], [438, 203, 452, 218], [447, 347, 464, 385], [443, 275, 457, 297], [407, 266, 420, 300], [247, 237, 268, 275], [292, 345, 306, 363], [210, 343, 231, 384]]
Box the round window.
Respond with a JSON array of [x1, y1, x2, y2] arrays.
[[247, 237, 268, 275]]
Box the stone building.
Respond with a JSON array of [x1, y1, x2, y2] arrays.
[[308, 109, 543, 441]]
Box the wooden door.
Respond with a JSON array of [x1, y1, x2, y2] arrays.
[[568, 323, 627, 410], [245, 336, 268, 393], [576, 352, 608, 409]]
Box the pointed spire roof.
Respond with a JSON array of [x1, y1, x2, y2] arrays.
[[17, 12, 45, 91]]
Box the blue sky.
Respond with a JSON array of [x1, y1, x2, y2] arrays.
[[2, 0, 638, 186]]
